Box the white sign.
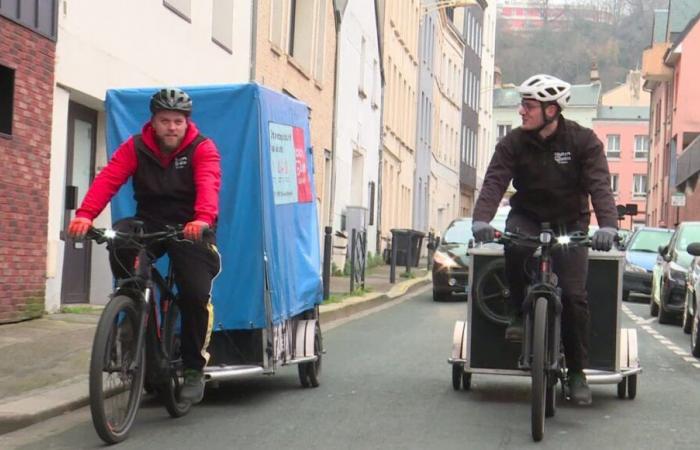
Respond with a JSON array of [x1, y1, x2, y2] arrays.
[[671, 193, 686, 207]]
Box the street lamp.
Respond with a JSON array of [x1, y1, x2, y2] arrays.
[[422, 0, 479, 14]]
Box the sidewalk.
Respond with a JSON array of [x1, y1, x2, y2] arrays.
[[0, 263, 430, 435]]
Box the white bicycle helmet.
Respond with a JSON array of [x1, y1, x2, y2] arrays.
[[517, 74, 571, 109]]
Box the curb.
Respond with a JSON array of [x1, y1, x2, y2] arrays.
[[0, 377, 90, 435], [320, 274, 431, 323], [0, 274, 431, 436]]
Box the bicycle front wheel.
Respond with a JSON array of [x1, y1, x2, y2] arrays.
[[160, 301, 193, 417], [531, 297, 548, 442], [89, 295, 145, 444]]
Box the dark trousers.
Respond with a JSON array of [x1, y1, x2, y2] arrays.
[[504, 213, 590, 372], [108, 219, 221, 371]]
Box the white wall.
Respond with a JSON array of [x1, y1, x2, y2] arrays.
[[332, 0, 382, 261], [477, 2, 496, 194], [45, 0, 253, 311]]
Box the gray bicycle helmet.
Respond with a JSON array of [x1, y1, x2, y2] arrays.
[[149, 88, 193, 116]]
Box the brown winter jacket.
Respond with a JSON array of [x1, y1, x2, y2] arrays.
[[473, 117, 618, 229]]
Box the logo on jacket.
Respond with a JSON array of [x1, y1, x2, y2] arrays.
[[553, 151, 571, 165], [175, 156, 188, 169]]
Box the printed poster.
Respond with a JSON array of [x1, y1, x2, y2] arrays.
[[269, 122, 312, 205]]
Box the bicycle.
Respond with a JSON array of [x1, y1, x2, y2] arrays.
[[84, 222, 192, 444], [494, 224, 593, 442]]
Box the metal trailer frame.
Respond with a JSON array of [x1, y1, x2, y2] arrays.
[[448, 246, 641, 388]]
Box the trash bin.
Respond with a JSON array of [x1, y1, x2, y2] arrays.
[[390, 228, 425, 267]]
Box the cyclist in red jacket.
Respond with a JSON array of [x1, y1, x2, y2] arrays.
[[67, 88, 221, 404]]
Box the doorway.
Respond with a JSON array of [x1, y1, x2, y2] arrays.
[[60, 102, 97, 304]]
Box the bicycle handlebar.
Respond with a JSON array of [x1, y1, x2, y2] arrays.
[[492, 230, 593, 248], [85, 226, 185, 246]]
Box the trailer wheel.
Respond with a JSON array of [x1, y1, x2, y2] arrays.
[[462, 372, 472, 390], [617, 378, 627, 399], [452, 364, 463, 390], [627, 375, 637, 400]]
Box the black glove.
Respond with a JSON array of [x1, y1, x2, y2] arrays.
[[472, 221, 496, 243], [592, 227, 617, 251]]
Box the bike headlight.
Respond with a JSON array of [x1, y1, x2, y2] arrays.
[[540, 232, 552, 244], [557, 235, 571, 246], [433, 250, 458, 268], [104, 229, 117, 239]]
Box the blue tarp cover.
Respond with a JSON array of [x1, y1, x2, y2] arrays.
[[105, 84, 322, 330]]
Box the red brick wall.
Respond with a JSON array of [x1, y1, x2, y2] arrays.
[[0, 17, 55, 323]]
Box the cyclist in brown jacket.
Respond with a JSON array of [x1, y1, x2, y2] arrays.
[[471, 74, 618, 406]]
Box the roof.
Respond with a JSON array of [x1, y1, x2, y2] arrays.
[[494, 83, 602, 108], [668, 0, 700, 40], [652, 9, 669, 44], [594, 106, 650, 121]]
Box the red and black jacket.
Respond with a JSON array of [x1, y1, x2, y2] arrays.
[[76, 121, 221, 227]]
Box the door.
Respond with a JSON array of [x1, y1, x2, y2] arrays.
[[61, 102, 97, 304]]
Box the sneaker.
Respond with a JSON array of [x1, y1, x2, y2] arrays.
[[568, 370, 592, 405], [505, 315, 524, 342], [179, 369, 205, 404]]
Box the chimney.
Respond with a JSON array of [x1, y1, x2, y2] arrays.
[[590, 62, 600, 83]]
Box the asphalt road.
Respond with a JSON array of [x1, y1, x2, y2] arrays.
[[2, 290, 699, 450]]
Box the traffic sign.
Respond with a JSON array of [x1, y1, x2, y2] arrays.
[[671, 193, 686, 207]]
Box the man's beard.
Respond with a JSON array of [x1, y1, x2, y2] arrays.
[[157, 136, 183, 153]]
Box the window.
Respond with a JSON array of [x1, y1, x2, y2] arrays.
[[358, 37, 367, 97], [634, 135, 649, 159], [313, 0, 326, 81], [212, 0, 234, 53], [633, 174, 647, 196], [606, 134, 620, 159], [497, 124, 511, 141], [270, 0, 285, 48], [164, 0, 191, 22], [288, 0, 314, 71], [610, 173, 619, 194], [0, 64, 14, 135]]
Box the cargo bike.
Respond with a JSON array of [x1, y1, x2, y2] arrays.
[[88, 84, 324, 444], [447, 226, 641, 442]]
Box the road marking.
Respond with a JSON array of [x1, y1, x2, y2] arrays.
[[622, 307, 700, 369]]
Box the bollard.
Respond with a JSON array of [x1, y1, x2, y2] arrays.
[[390, 232, 397, 284], [350, 229, 357, 292], [406, 231, 412, 275], [322, 226, 332, 300]]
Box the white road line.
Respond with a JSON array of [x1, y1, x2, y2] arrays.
[[623, 307, 700, 369]]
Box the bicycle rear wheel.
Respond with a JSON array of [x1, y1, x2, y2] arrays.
[[89, 295, 145, 444], [531, 297, 548, 442], [160, 301, 193, 417]]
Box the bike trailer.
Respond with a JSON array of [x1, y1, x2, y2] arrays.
[[105, 84, 323, 381], [449, 246, 641, 394]]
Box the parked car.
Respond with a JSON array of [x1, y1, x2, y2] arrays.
[[622, 227, 674, 301], [430, 207, 508, 301], [652, 222, 700, 324], [684, 242, 700, 355]]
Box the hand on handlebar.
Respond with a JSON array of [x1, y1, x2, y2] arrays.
[[472, 221, 497, 243], [591, 227, 617, 251], [67, 217, 92, 240], [183, 220, 209, 242]]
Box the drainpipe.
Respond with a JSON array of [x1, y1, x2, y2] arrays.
[[374, 0, 385, 255], [328, 6, 342, 228], [249, 0, 258, 81]]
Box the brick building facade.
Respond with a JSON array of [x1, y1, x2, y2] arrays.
[[0, 15, 57, 323]]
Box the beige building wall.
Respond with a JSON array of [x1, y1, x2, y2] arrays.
[[430, 11, 462, 233], [601, 70, 650, 107], [380, 0, 420, 244], [253, 0, 337, 226]]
